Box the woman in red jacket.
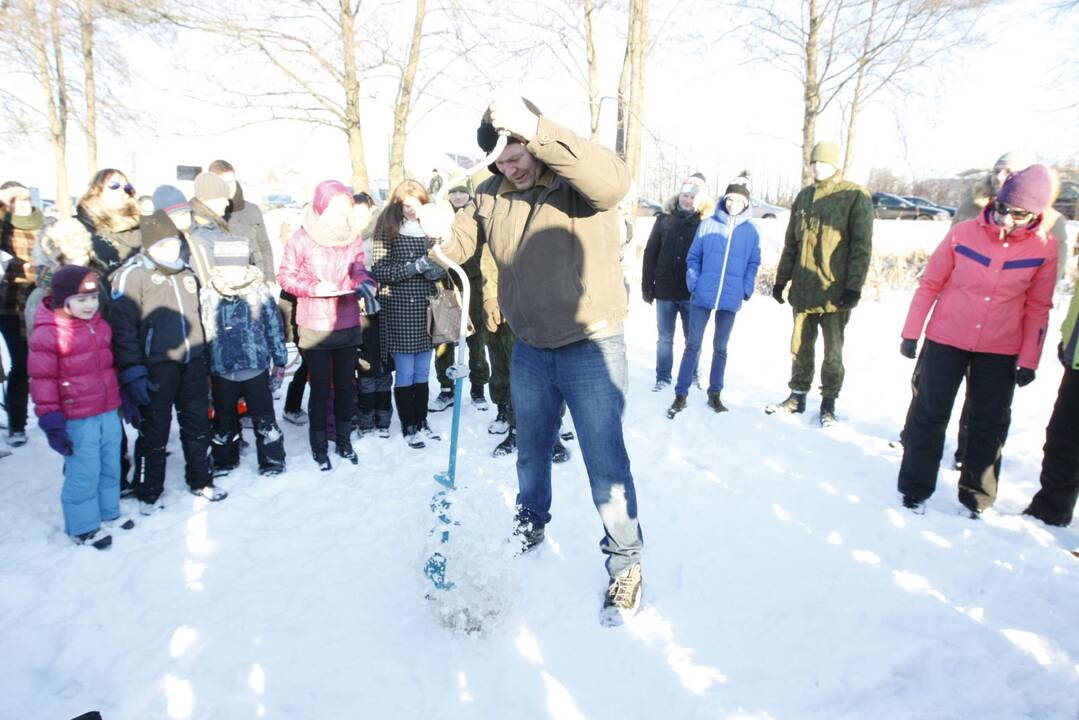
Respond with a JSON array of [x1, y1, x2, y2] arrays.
[[278, 181, 377, 470], [897, 164, 1059, 516], [28, 266, 129, 550]]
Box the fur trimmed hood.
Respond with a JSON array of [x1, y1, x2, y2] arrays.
[[76, 193, 140, 234], [662, 193, 715, 220]]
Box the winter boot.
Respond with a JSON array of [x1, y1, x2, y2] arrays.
[[430, 388, 455, 412], [470, 383, 489, 411], [282, 409, 308, 425], [513, 512, 545, 553], [706, 391, 728, 413], [902, 495, 926, 515], [309, 429, 332, 471], [335, 432, 358, 464], [819, 398, 838, 427], [667, 395, 687, 419], [394, 386, 414, 438], [552, 438, 570, 463], [133, 446, 168, 505], [415, 384, 440, 441], [651, 379, 671, 392], [375, 389, 393, 437], [210, 431, 240, 478], [190, 483, 229, 502], [600, 563, 643, 626], [73, 529, 112, 550], [765, 391, 806, 415], [488, 406, 511, 435], [493, 428, 517, 457]]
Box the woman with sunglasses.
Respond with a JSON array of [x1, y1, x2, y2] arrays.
[[76, 169, 142, 278], [896, 164, 1059, 517]]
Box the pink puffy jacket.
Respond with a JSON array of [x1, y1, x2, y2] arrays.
[[28, 298, 122, 419], [902, 210, 1058, 369], [277, 227, 372, 333]]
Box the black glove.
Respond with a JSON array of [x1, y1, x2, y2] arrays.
[[119, 366, 157, 406], [1016, 367, 1036, 387], [409, 256, 436, 277], [837, 288, 861, 309], [642, 290, 653, 305], [899, 339, 917, 359], [744, 293, 752, 301], [421, 265, 446, 281], [772, 282, 786, 305]]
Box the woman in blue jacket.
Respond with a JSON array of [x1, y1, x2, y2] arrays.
[[668, 180, 761, 417]]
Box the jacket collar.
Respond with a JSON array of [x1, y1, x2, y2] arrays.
[[496, 167, 556, 197], [976, 204, 1044, 242]]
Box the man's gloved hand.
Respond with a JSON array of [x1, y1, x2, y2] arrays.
[[1016, 367, 1036, 387], [900, 338, 917, 359], [417, 202, 456, 243], [486, 93, 540, 142], [772, 282, 787, 305], [837, 288, 861, 310], [269, 366, 286, 392], [484, 297, 503, 333], [119, 366, 156, 406], [38, 411, 72, 456], [642, 290, 653, 305], [355, 279, 380, 315]]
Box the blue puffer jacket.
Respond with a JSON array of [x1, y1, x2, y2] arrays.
[[686, 205, 761, 313], [200, 268, 288, 376]]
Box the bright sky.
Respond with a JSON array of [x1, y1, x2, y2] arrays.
[[7, 0, 1077, 203]]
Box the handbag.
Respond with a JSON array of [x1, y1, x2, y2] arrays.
[[427, 285, 472, 345]]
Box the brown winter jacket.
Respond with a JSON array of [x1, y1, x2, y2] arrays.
[[439, 116, 630, 349]]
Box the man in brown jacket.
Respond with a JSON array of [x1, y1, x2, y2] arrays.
[[419, 96, 643, 626]]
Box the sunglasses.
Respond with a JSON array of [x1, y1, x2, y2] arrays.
[[994, 201, 1034, 220], [107, 181, 135, 195]]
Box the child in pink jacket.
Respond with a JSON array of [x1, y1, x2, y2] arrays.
[[897, 164, 1059, 517]]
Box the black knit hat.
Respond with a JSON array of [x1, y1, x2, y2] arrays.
[[140, 210, 180, 249], [724, 181, 751, 203], [477, 97, 543, 175]]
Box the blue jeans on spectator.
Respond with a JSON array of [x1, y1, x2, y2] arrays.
[[655, 299, 693, 384], [512, 335, 643, 578], [393, 350, 433, 386], [676, 306, 737, 396]]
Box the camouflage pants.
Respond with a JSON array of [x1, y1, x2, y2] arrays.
[[487, 321, 516, 427], [788, 309, 851, 400], [434, 281, 490, 390]]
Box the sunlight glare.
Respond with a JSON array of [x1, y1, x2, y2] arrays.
[[186, 512, 211, 555], [542, 670, 588, 720], [514, 627, 544, 664], [920, 530, 952, 549], [892, 570, 948, 603], [249, 663, 265, 694], [827, 531, 842, 545], [851, 549, 881, 565], [771, 504, 791, 521], [885, 508, 906, 528], [1001, 629, 1057, 666], [457, 671, 473, 702], [164, 674, 194, 719], [169, 626, 197, 658]]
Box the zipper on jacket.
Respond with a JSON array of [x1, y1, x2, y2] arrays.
[[713, 212, 740, 311], [171, 275, 192, 363]]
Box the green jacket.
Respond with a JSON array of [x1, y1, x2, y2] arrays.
[[776, 175, 874, 313], [441, 116, 630, 349], [1062, 288, 1079, 370]]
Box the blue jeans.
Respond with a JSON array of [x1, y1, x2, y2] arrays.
[[62, 411, 122, 536], [393, 350, 433, 386], [655, 299, 693, 383], [512, 335, 643, 577], [676, 306, 737, 396]]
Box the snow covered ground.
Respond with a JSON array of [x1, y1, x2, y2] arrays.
[[2, 290, 1078, 720]]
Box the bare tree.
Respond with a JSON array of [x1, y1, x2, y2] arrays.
[[80, 0, 97, 175], [616, 0, 648, 183], [387, 0, 426, 188]]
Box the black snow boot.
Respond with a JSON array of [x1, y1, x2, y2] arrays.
[[309, 428, 331, 471], [766, 391, 806, 415], [394, 385, 414, 437], [667, 395, 687, 419], [552, 438, 570, 463], [819, 398, 838, 427], [415, 384, 440, 441], [335, 432, 358, 464], [513, 512, 545, 553], [493, 428, 517, 457], [706, 391, 728, 413]]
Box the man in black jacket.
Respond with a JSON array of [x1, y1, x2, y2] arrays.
[[641, 175, 710, 391]]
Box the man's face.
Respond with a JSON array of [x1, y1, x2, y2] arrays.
[[812, 162, 837, 182], [725, 195, 748, 216], [448, 191, 470, 209], [677, 192, 696, 211], [169, 211, 192, 233], [148, 238, 182, 265], [217, 171, 238, 198], [495, 142, 542, 190]]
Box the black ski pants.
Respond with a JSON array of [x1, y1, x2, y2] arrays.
[[211, 372, 285, 473], [1026, 366, 1079, 525], [898, 340, 1017, 512], [306, 345, 357, 440]]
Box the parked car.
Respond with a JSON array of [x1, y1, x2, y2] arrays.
[[903, 196, 956, 217], [750, 197, 788, 219], [872, 192, 950, 220], [263, 193, 299, 209]]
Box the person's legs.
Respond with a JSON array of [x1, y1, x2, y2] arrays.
[[97, 412, 122, 523], [305, 349, 331, 434], [374, 373, 394, 430], [175, 356, 213, 491], [409, 349, 435, 433], [956, 351, 1018, 513], [654, 299, 678, 384], [487, 322, 513, 411], [788, 311, 821, 394], [511, 340, 562, 526], [242, 371, 285, 472], [434, 342, 454, 392], [284, 359, 308, 415], [897, 341, 968, 503], [0, 314, 29, 434], [819, 310, 851, 400], [674, 305, 710, 396], [330, 346, 358, 439], [393, 351, 418, 434], [707, 310, 738, 393], [465, 284, 491, 389], [62, 415, 103, 536], [1026, 367, 1079, 525], [134, 362, 180, 504], [210, 375, 242, 471], [954, 371, 972, 466], [556, 335, 643, 578], [676, 299, 700, 385]]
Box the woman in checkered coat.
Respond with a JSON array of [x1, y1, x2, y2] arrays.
[[370, 180, 446, 448]]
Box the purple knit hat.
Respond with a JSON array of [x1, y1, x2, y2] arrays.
[[52, 265, 99, 309], [996, 163, 1053, 214]]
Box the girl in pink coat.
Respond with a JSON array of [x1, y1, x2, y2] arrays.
[[277, 180, 377, 470], [28, 265, 129, 549], [897, 164, 1059, 517]]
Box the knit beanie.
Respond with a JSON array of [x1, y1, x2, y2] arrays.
[[447, 184, 469, 195], [213, 236, 250, 267], [52, 265, 99, 308], [312, 180, 351, 215], [193, 172, 230, 202], [152, 184, 190, 216], [724, 181, 751, 203], [993, 149, 1036, 173], [140, 210, 181, 249], [810, 141, 841, 167], [996, 164, 1053, 214]]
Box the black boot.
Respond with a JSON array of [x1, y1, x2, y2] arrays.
[[493, 428, 517, 457], [706, 391, 728, 413], [309, 428, 331, 471], [819, 398, 838, 427], [394, 385, 414, 437], [211, 431, 240, 477], [134, 446, 168, 505], [667, 395, 687, 419], [552, 438, 570, 463], [766, 391, 806, 415], [335, 431, 358, 464], [415, 384, 440, 440]]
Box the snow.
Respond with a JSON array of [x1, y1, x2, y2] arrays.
[[3, 291, 1079, 719]]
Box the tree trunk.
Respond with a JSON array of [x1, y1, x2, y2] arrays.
[[388, 0, 425, 190], [26, 0, 72, 215], [339, 0, 369, 193], [615, 0, 635, 158], [583, 0, 600, 141], [800, 0, 821, 188], [625, 0, 647, 183], [81, 0, 98, 176], [842, 0, 877, 175]]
